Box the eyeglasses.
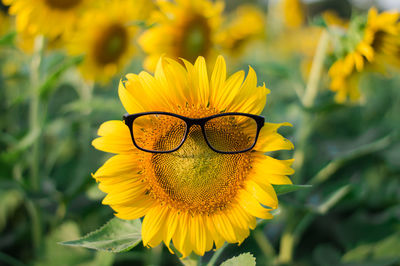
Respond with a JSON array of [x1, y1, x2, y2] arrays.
[[123, 112, 265, 154]]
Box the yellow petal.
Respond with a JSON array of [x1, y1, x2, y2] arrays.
[[112, 197, 155, 220], [227, 206, 248, 230], [238, 190, 274, 219], [93, 154, 142, 179], [194, 56, 210, 106], [253, 156, 295, 176], [215, 70, 245, 109], [211, 213, 237, 243], [189, 215, 207, 255], [172, 212, 191, 257], [245, 180, 278, 209], [353, 53, 365, 72], [118, 77, 146, 114], [163, 210, 179, 252], [255, 122, 294, 152], [92, 120, 135, 154], [357, 42, 374, 62], [142, 205, 169, 247], [210, 55, 227, 105], [102, 183, 147, 205], [205, 216, 225, 249]]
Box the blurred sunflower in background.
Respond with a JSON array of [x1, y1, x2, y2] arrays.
[[0, 8, 10, 36], [271, 0, 347, 81], [92, 55, 294, 257], [2, 0, 91, 39], [216, 5, 266, 57], [281, 0, 305, 29], [139, 0, 224, 72], [329, 7, 400, 102], [67, 0, 152, 83]]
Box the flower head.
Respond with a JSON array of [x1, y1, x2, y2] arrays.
[[216, 5, 266, 56], [138, 0, 224, 72], [329, 7, 400, 102], [92, 55, 294, 257], [67, 0, 152, 82], [2, 0, 91, 38]]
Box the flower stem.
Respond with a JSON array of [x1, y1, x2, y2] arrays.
[[253, 229, 276, 261], [27, 35, 45, 255], [309, 133, 396, 185], [207, 243, 227, 266], [25, 199, 42, 255], [29, 35, 45, 191], [293, 29, 330, 183], [279, 30, 330, 264], [66, 81, 94, 197], [302, 29, 330, 108], [278, 228, 295, 264]]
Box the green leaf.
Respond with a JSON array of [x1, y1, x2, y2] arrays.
[[0, 189, 23, 231], [39, 55, 84, 100], [36, 222, 93, 266], [220, 253, 256, 266], [310, 15, 328, 28], [315, 185, 351, 214], [79, 252, 115, 266], [342, 233, 400, 263], [0, 31, 16, 46], [60, 218, 142, 253], [272, 184, 311, 195], [313, 244, 341, 266]]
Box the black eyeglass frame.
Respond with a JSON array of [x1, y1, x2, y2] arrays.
[[123, 111, 265, 154]]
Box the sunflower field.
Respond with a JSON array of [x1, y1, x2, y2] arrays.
[[1, 0, 399, 265]]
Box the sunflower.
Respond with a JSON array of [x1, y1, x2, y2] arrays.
[[2, 0, 91, 39], [138, 0, 223, 72], [67, 0, 151, 82], [0, 9, 10, 36], [329, 7, 400, 102], [216, 5, 266, 56], [92, 55, 294, 257]]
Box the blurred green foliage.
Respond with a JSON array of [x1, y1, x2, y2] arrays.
[[1, 0, 399, 266]]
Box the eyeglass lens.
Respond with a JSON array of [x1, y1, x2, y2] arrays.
[[132, 114, 187, 152], [204, 115, 258, 152]]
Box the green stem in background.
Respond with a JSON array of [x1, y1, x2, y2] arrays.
[[279, 185, 351, 264], [302, 30, 330, 108], [309, 133, 396, 185], [29, 35, 45, 191], [279, 30, 330, 264], [25, 199, 42, 256], [207, 243, 228, 266], [66, 81, 94, 197], [27, 35, 45, 255], [293, 29, 330, 183], [146, 245, 163, 266], [253, 229, 276, 261], [278, 226, 295, 264]]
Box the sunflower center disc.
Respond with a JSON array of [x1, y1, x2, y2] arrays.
[[148, 125, 252, 215], [44, 0, 81, 10], [94, 23, 128, 65], [177, 15, 211, 62]]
